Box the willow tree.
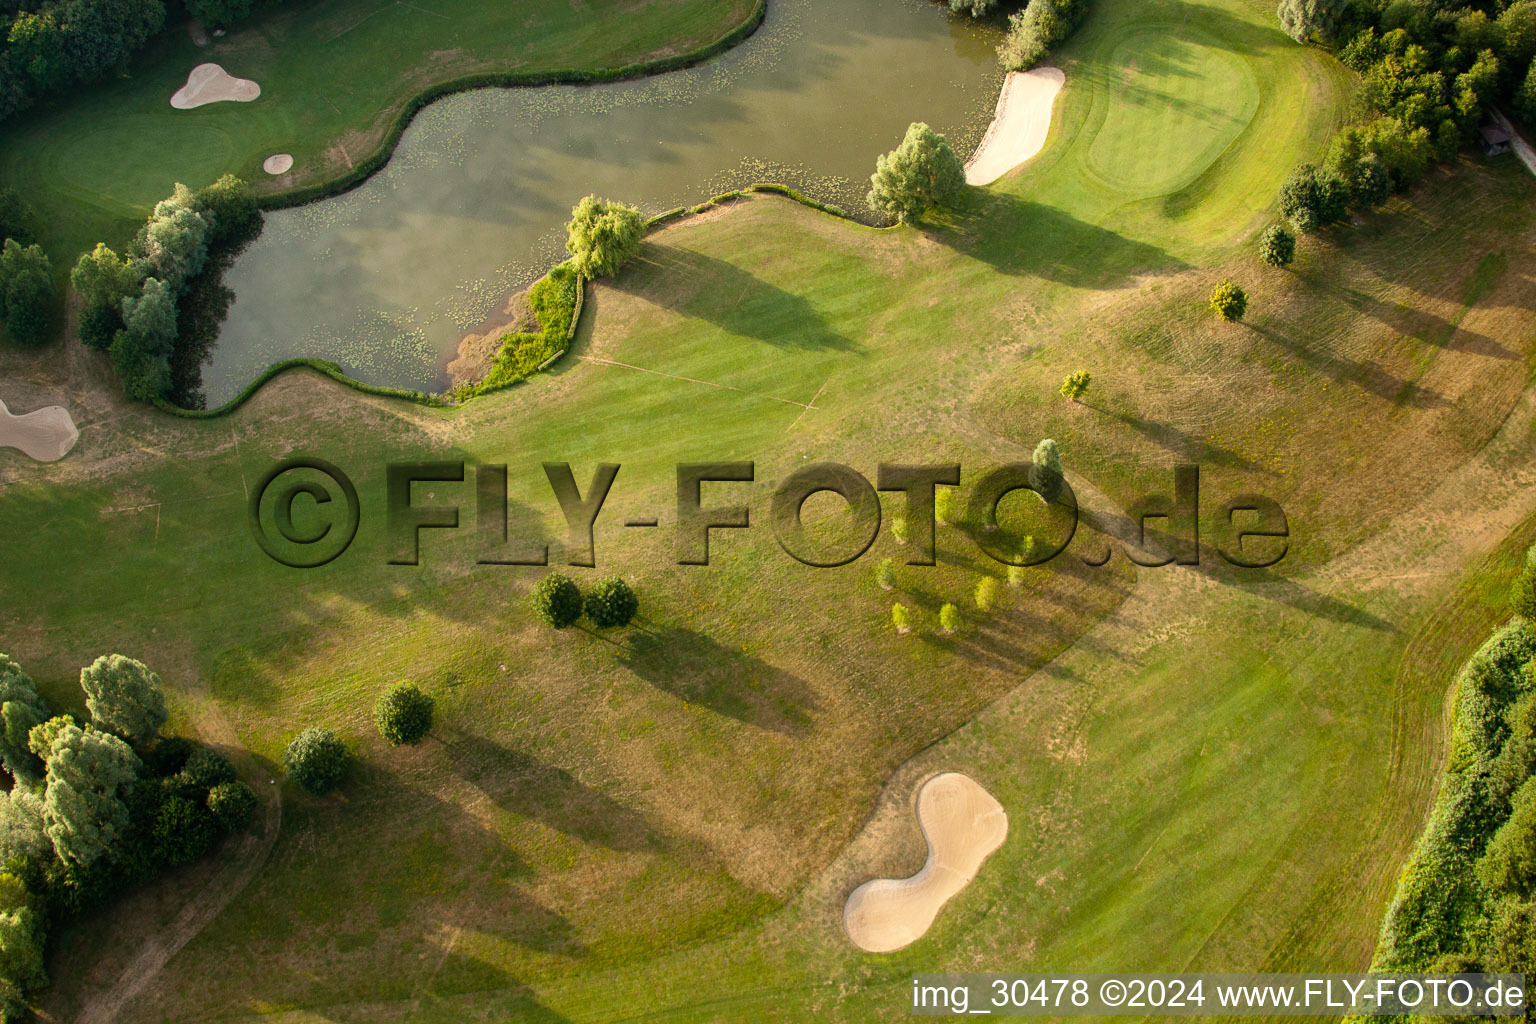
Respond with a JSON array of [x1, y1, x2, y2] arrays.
[[867, 122, 966, 224]]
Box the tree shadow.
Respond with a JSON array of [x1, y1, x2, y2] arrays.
[[1082, 402, 1272, 473], [616, 626, 817, 736], [616, 244, 859, 352], [1247, 320, 1450, 409], [436, 731, 664, 853], [939, 190, 1186, 286], [1313, 277, 1517, 360]]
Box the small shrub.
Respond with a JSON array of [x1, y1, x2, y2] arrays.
[[1258, 225, 1296, 267], [975, 576, 1000, 612], [207, 780, 258, 831], [1209, 280, 1248, 322], [585, 576, 639, 628], [892, 603, 912, 635], [283, 727, 348, 795], [374, 682, 435, 746], [1059, 370, 1091, 402], [875, 557, 897, 591], [530, 572, 583, 629], [939, 603, 960, 634]]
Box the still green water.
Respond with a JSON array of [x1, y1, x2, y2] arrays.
[[206, 0, 1003, 403]]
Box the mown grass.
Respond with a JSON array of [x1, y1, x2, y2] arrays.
[[3, 0, 1536, 1018], [0, 0, 759, 270]]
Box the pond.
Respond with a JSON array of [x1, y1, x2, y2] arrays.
[[205, 0, 1004, 404]]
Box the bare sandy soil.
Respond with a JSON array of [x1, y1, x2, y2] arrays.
[[965, 68, 1066, 186], [843, 772, 1008, 953], [262, 154, 294, 175], [0, 399, 77, 461], [170, 64, 260, 109]]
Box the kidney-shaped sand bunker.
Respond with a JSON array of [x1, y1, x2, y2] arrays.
[[843, 772, 1008, 953]]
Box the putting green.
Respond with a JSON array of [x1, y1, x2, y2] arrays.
[[47, 119, 238, 214], [1085, 30, 1259, 198]]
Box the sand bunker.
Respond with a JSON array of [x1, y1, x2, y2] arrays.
[[0, 399, 78, 462], [843, 772, 1008, 953], [170, 63, 260, 109], [965, 67, 1066, 186], [263, 154, 294, 175]]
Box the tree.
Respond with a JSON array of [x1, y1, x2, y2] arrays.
[[939, 603, 960, 634], [565, 195, 645, 279], [890, 515, 909, 546], [1511, 547, 1536, 620], [0, 907, 44, 990], [151, 794, 217, 866], [948, 0, 1000, 14], [0, 657, 49, 782], [193, 174, 259, 244], [137, 186, 209, 287], [999, 0, 1077, 71], [0, 188, 34, 246], [585, 576, 638, 628], [112, 277, 177, 400], [1031, 438, 1064, 503], [1210, 280, 1248, 322], [151, 792, 218, 865], [866, 122, 966, 224], [1059, 370, 1091, 402], [41, 723, 140, 866], [1519, 61, 1536, 127], [530, 572, 583, 629], [1277, 163, 1348, 232], [207, 780, 257, 831], [891, 603, 912, 635], [375, 682, 434, 746], [80, 653, 167, 745], [1277, 0, 1345, 42], [0, 786, 49, 865], [71, 243, 140, 350], [875, 557, 897, 591], [283, 727, 348, 795], [174, 747, 235, 793], [1258, 225, 1295, 267], [1497, 1, 1536, 81], [975, 576, 1000, 612], [0, 239, 56, 347], [27, 716, 74, 761]]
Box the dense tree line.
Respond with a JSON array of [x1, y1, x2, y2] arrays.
[[0, 0, 280, 126], [72, 175, 260, 405], [1276, 0, 1536, 234], [1372, 545, 1536, 979], [0, 652, 258, 1020]]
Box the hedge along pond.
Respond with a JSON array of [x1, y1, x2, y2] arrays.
[[204, 0, 1003, 405]]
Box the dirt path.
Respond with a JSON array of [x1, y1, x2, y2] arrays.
[[73, 678, 281, 1024]]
